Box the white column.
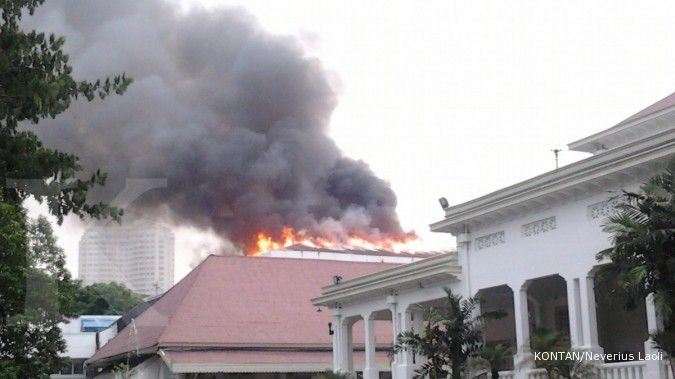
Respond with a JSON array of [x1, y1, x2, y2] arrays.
[[644, 293, 667, 379], [565, 277, 583, 349], [363, 312, 379, 379], [456, 231, 472, 297], [512, 283, 533, 379], [332, 311, 344, 373], [578, 275, 602, 353], [397, 308, 415, 379], [341, 318, 355, 374], [387, 296, 400, 379]]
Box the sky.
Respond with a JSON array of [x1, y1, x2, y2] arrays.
[[29, 0, 675, 281]]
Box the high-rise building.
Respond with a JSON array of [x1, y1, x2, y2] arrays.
[[78, 220, 175, 296]]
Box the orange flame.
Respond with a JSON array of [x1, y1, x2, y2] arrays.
[[247, 227, 417, 255]]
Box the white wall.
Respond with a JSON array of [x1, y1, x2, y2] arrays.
[[60, 316, 121, 359], [465, 181, 640, 295]]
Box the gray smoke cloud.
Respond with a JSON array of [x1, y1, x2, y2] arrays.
[[26, 0, 414, 253]]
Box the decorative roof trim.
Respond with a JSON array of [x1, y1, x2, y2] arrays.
[[568, 104, 675, 154], [312, 253, 460, 306], [431, 129, 675, 234]]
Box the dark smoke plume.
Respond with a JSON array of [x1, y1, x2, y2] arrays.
[[26, 0, 413, 252]]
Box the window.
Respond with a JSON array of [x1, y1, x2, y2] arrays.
[[80, 317, 117, 332]]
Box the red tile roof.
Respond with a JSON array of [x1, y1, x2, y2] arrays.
[[89, 255, 398, 364]]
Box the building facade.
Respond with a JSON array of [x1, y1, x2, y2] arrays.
[[79, 220, 175, 296], [51, 316, 120, 379], [313, 92, 675, 379]]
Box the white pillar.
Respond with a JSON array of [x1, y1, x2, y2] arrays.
[[332, 312, 344, 373], [342, 318, 354, 374], [397, 308, 415, 379], [456, 231, 472, 297], [387, 296, 400, 379], [565, 277, 583, 349], [363, 312, 379, 379], [512, 283, 533, 379], [578, 275, 602, 353], [644, 293, 667, 379]]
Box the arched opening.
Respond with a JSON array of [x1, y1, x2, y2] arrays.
[[526, 275, 570, 348], [477, 285, 516, 371], [595, 266, 649, 359]]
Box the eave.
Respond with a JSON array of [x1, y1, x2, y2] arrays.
[[568, 105, 675, 154], [312, 252, 460, 307], [85, 345, 158, 367], [158, 348, 392, 374], [430, 128, 675, 235]]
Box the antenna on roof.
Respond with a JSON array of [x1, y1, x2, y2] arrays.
[[551, 148, 562, 169]]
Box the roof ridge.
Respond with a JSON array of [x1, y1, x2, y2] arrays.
[[87, 257, 213, 363], [239, 254, 406, 265], [156, 255, 214, 343]]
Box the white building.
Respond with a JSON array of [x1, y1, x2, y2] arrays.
[[51, 316, 120, 379], [313, 92, 675, 379], [79, 220, 175, 296]]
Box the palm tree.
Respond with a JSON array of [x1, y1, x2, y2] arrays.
[[596, 160, 675, 376], [531, 329, 569, 378], [530, 329, 597, 379], [479, 344, 511, 379], [393, 288, 505, 379]]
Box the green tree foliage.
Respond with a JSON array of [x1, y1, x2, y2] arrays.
[[0, 203, 28, 378], [596, 162, 675, 374], [530, 329, 598, 379], [1, 216, 78, 378], [531, 329, 569, 378], [0, 0, 131, 219], [0, 1, 130, 377], [478, 343, 511, 379], [394, 288, 505, 379], [74, 282, 143, 316]]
